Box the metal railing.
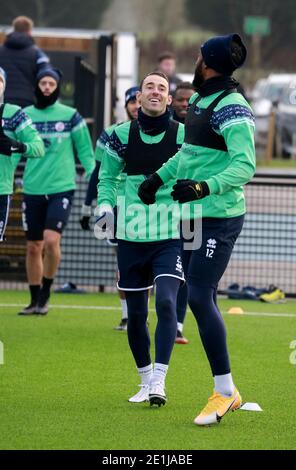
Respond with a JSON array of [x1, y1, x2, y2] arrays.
[[219, 172, 296, 296]]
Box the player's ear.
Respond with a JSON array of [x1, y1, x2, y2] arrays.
[[136, 91, 142, 105], [202, 60, 208, 71], [167, 94, 173, 106]]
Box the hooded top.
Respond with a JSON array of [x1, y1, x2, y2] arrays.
[[4, 31, 35, 50], [0, 32, 50, 107]]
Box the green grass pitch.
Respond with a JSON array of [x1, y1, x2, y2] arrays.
[[0, 290, 295, 450]]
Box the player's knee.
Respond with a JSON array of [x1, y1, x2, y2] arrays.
[[155, 296, 175, 318], [27, 241, 43, 257], [127, 311, 147, 332], [128, 308, 147, 320], [44, 233, 60, 254], [188, 287, 205, 313]]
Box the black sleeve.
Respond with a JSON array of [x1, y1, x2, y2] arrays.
[[84, 160, 101, 205]]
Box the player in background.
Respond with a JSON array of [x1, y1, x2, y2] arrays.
[[18, 68, 95, 315], [157, 51, 182, 96], [80, 86, 140, 330], [0, 16, 51, 108]]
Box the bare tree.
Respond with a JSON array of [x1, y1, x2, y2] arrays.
[[101, 0, 186, 33]]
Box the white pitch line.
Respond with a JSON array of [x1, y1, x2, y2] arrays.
[[223, 311, 296, 318], [0, 303, 120, 311], [0, 303, 296, 318]]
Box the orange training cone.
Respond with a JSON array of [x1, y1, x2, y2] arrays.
[[228, 307, 244, 315]]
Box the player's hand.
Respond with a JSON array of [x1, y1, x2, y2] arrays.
[[171, 179, 209, 203], [80, 204, 91, 230], [0, 134, 27, 156], [138, 173, 163, 205], [94, 204, 114, 240]]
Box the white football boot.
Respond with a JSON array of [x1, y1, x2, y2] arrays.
[[149, 382, 167, 407], [128, 384, 149, 403]]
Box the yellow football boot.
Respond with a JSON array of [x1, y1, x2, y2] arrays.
[[194, 388, 242, 426], [260, 287, 285, 303]]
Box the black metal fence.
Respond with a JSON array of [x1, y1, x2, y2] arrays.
[[220, 172, 296, 296], [1, 172, 296, 295]]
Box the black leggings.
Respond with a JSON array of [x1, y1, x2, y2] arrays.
[[188, 285, 229, 376], [186, 216, 244, 376], [125, 276, 180, 368]]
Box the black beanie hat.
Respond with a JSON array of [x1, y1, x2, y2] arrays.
[[201, 33, 247, 76], [125, 86, 140, 106], [36, 68, 63, 84]]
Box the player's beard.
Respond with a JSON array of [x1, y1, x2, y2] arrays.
[[192, 61, 205, 90], [35, 85, 60, 109], [126, 108, 135, 121]]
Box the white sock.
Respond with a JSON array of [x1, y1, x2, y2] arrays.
[[214, 373, 235, 397], [138, 364, 153, 385], [177, 322, 183, 333], [150, 363, 168, 385], [120, 299, 128, 320]]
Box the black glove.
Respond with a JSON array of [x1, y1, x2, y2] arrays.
[[0, 134, 27, 156], [80, 216, 90, 230], [138, 173, 164, 205], [171, 179, 210, 203], [79, 204, 92, 230]]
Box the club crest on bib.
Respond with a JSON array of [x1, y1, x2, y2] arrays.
[[55, 121, 65, 132]]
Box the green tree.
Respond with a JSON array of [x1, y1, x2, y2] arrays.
[[185, 0, 296, 66], [0, 0, 111, 29]]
